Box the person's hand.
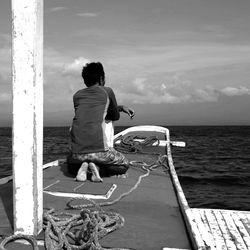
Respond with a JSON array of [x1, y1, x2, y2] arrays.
[[122, 106, 135, 119]]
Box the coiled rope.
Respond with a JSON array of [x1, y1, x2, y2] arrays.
[[0, 135, 169, 250], [43, 207, 126, 250], [114, 135, 160, 154], [0, 234, 39, 250], [0, 204, 127, 250]]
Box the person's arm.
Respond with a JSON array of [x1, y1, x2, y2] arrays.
[[118, 105, 135, 119], [104, 87, 120, 121], [104, 87, 135, 120]]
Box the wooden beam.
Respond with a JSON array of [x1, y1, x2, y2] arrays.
[[12, 0, 43, 235]]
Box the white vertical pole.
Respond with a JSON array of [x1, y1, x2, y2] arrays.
[[12, 0, 43, 235]]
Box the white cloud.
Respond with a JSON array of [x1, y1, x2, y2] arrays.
[[0, 33, 11, 45], [0, 47, 11, 81], [131, 77, 147, 95], [220, 86, 250, 96], [101, 43, 250, 105], [117, 90, 191, 105], [115, 75, 250, 105], [149, 92, 190, 104], [2, 40, 249, 112], [187, 85, 250, 104], [44, 47, 66, 69], [0, 93, 11, 102], [193, 86, 219, 102], [44, 49, 88, 80], [103, 44, 250, 80], [49, 6, 67, 12], [76, 12, 99, 17], [115, 76, 192, 104], [42, 49, 87, 108], [62, 57, 90, 76]]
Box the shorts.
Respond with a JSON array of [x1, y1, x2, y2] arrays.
[[67, 148, 129, 176]]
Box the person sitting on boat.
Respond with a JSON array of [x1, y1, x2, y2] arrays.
[[67, 62, 134, 182]]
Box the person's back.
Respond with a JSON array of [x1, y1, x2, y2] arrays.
[[71, 85, 119, 154]]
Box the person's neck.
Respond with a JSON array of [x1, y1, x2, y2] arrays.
[[89, 83, 99, 88]]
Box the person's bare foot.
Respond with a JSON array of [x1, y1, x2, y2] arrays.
[[75, 162, 88, 182], [88, 162, 103, 182], [117, 173, 128, 178]]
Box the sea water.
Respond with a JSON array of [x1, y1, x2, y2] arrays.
[[0, 126, 249, 211]]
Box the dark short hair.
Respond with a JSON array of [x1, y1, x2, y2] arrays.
[[81, 62, 105, 87]]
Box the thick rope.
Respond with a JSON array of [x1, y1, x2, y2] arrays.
[[43, 207, 126, 250], [114, 135, 160, 154], [0, 234, 39, 250]]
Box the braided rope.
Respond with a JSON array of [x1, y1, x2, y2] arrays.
[[43, 207, 126, 250], [0, 234, 39, 250], [114, 135, 160, 154]]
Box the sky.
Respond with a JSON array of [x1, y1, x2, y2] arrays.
[[0, 0, 250, 126]]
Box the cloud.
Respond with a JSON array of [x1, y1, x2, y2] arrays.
[[44, 47, 66, 69], [76, 12, 99, 17], [43, 52, 90, 109], [220, 86, 250, 96], [42, 46, 250, 107], [129, 77, 147, 95], [187, 85, 250, 104], [115, 76, 192, 104], [118, 43, 250, 69], [202, 24, 233, 39], [193, 86, 220, 102], [98, 42, 250, 105], [49, 6, 67, 12], [0, 47, 11, 82], [114, 70, 250, 105], [62, 57, 90, 77], [2, 38, 250, 114], [0, 33, 11, 45], [0, 93, 11, 102]]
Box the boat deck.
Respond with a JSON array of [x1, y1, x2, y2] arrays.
[[0, 128, 192, 250], [41, 158, 191, 249]]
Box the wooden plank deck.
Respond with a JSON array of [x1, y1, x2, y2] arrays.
[[190, 208, 250, 250]]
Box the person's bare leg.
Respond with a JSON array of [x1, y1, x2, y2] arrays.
[[75, 162, 88, 181], [89, 162, 103, 182]]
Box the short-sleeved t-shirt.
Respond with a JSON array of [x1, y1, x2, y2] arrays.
[[70, 85, 120, 154]]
